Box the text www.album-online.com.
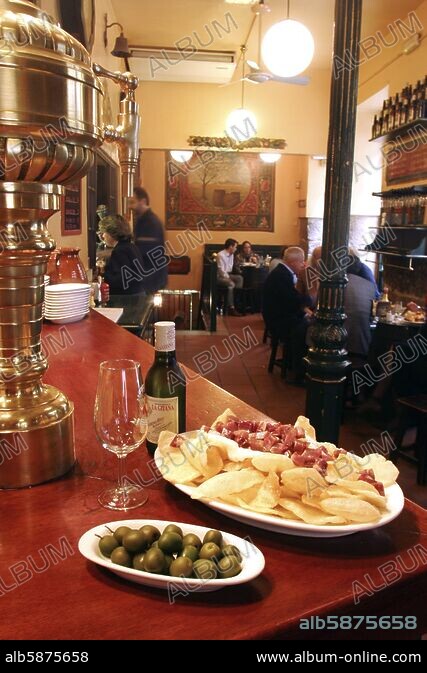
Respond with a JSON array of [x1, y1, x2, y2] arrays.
[[255, 652, 422, 664]]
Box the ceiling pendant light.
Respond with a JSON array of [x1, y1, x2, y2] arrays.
[[261, 0, 314, 78], [225, 46, 258, 141], [170, 150, 193, 163], [259, 152, 281, 163]]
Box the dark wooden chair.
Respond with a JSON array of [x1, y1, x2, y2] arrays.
[[268, 332, 291, 379], [392, 394, 427, 485]]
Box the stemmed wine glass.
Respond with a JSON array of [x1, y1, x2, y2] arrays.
[[94, 359, 148, 510]]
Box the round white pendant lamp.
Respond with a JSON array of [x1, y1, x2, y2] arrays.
[[226, 107, 258, 141], [259, 152, 281, 163], [170, 150, 193, 163], [262, 17, 314, 78]]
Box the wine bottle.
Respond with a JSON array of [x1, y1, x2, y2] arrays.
[[145, 321, 186, 455], [376, 286, 391, 319]]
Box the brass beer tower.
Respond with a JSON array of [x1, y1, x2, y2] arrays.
[[0, 0, 140, 487]]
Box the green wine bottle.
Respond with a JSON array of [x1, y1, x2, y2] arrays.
[[145, 321, 186, 455]]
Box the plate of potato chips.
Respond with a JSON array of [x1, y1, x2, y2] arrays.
[[154, 413, 403, 538]]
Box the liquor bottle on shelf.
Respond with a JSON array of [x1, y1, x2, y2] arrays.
[[145, 321, 186, 455], [376, 287, 391, 319]]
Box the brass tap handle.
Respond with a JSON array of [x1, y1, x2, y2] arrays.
[[93, 63, 138, 95]]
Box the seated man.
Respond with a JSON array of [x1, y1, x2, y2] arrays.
[[348, 250, 380, 299], [344, 272, 376, 356], [263, 247, 312, 382], [217, 238, 243, 316]]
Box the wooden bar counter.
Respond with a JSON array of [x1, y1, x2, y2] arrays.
[[0, 312, 426, 641]]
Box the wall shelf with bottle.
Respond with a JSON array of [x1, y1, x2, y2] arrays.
[[370, 75, 427, 142], [369, 117, 427, 143], [365, 186, 427, 260]]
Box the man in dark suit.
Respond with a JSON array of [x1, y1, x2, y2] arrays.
[[263, 246, 312, 382], [129, 187, 168, 293]]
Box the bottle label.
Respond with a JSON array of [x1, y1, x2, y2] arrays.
[[146, 395, 179, 443]]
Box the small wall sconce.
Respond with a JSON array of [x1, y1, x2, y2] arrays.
[[104, 13, 131, 58]]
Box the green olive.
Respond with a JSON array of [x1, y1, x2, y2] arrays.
[[182, 533, 202, 550], [199, 542, 222, 561], [203, 529, 223, 547], [221, 545, 242, 563], [158, 532, 183, 555], [122, 530, 148, 554], [98, 535, 119, 558], [143, 548, 166, 574], [113, 526, 132, 544], [170, 556, 193, 578], [163, 524, 183, 538], [163, 554, 174, 574], [139, 525, 161, 545], [132, 553, 146, 571], [180, 545, 199, 563], [217, 555, 242, 579], [110, 546, 132, 568], [193, 559, 218, 580]]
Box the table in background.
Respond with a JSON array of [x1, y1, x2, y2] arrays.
[[369, 319, 425, 364], [239, 265, 268, 313], [0, 311, 426, 640]]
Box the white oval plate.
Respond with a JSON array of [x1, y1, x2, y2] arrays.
[[155, 451, 404, 538], [78, 519, 265, 592]]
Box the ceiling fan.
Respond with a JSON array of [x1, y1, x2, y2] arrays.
[[225, 0, 310, 87]]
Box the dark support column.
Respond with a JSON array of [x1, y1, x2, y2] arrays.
[[305, 0, 363, 444]]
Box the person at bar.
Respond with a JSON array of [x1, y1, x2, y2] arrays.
[[130, 187, 168, 293], [235, 241, 260, 269], [262, 246, 313, 383], [98, 214, 146, 295], [217, 238, 243, 316]]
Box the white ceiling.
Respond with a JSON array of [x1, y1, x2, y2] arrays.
[[110, 0, 422, 81]]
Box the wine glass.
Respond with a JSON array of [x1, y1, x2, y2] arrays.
[[95, 359, 148, 510]]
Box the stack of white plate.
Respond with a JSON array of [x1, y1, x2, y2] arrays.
[[44, 283, 91, 324]]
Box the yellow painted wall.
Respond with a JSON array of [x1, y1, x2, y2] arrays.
[[138, 70, 331, 156], [140, 150, 308, 291], [358, 0, 427, 190]]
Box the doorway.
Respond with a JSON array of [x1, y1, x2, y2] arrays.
[[87, 151, 119, 269]]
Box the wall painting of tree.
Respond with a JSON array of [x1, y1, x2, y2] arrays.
[[166, 151, 275, 231]]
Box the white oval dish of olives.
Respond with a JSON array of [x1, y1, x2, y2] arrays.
[[78, 519, 265, 592]]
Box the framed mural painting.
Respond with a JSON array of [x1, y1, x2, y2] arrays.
[[166, 152, 275, 231]]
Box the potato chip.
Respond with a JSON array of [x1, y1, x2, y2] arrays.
[[210, 408, 238, 430], [157, 449, 201, 484], [294, 415, 316, 441], [332, 480, 387, 509], [301, 495, 324, 510], [279, 497, 346, 525], [325, 454, 358, 484], [359, 453, 399, 487], [191, 468, 265, 500], [222, 460, 251, 472], [249, 472, 281, 509], [251, 453, 294, 474], [199, 445, 223, 479], [281, 467, 327, 497], [319, 497, 381, 523]]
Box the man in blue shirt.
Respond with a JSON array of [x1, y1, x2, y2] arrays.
[[130, 187, 168, 293]]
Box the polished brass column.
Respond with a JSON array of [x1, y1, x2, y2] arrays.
[[0, 0, 140, 487], [305, 0, 363, 444]]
